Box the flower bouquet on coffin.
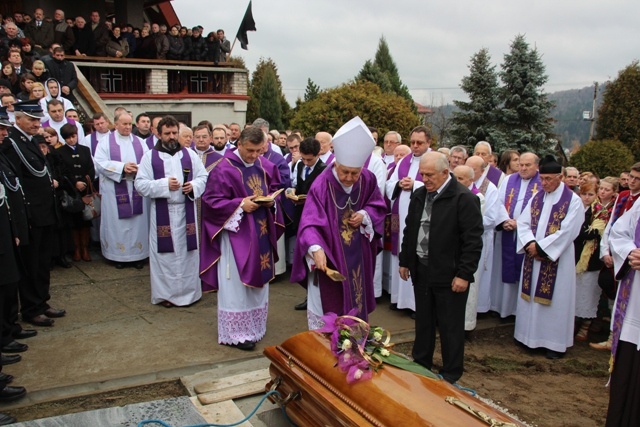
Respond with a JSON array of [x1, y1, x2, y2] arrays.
[[317, 310, 439, 384]]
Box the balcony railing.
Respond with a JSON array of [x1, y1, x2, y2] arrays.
[[70, 56, 247, 97]]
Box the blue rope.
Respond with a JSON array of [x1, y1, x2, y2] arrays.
[[435, 373, 477, 397], [137, 390, 297, 427]]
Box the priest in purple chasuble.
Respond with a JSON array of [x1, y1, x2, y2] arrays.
[[94, 112, 150, 264], [606, 201, 640, 426], [515, 155, 582, 359], [199, 126, 285, 351], [490, 153, 541, 318], [384, 126, 431, 311], [291, 117, 387, 330], [135, 116, 208, 307]]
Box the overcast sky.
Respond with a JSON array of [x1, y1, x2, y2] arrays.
[[173, 0, 640, 106]]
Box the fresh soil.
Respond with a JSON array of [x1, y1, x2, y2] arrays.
[[395, 322, 611, 427], [5, 324, 610, 426]]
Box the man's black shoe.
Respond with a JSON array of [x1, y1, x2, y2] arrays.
[[0, 385, 26, 402], [13, 329, 37, 339], [545, 350, 565, 360], [294, 299, 307, 310], [55, 256, 72, 268], [24, 314, 54, 327], [0, 374, 14, 384], [115, 263, 125, 269], [2, 341, 28, 353], [44, 308, 66, 318], [134, 261, 144, 270], [228, 341, 255, 351], [0, 354, 21, 365]]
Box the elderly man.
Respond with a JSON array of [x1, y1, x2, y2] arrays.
[[465, 155, 500, 315], [3, 100, 66, 327], [177, 124, 193, 148], [135, 116, 208, 307], [200, 126, 285, 350], [563, 166, 580, 193], [514, 155, 582, 359], [316, 131, 334, 165], [385, 126, 431, 313], [94, 112, 150, 269], [490, 153, 541, 319], [382, 131, 402, 166], [52, 9, 74, 54], [291, 117, 386, 328], [449, 146, 468, 171], [253, 118, 282, 155], [399, 152, 483, 383], [473, 141, 504, 187], [192, 125, 222, 171]]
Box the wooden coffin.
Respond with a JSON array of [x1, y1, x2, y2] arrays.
[[264, 331, 524, 427]]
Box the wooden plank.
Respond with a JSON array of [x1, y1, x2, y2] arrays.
[[193, 368, 270, 394], [190, 396, 253, 427], [198, 380, 268, 405]]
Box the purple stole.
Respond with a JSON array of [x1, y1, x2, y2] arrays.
[[390, 156, 422, 255], [478, 177, 490, 195], [611, 215, 640, 371], [471, 184, 480, 195], [243, 163, 277, 285], [486, 165, 502, 187], [109, 132, 144, 219], [42, 118, 75, 130], [91, 132, 99, 156], [145, 135, 155, 150], [502, 173, 541, 283], [284, 153, 291, 164], [363, 155, 371, 169], [611, 191, 638, 226], [325, 153, 335, 164], [151, 148, 197, 253], [328, 176, 367, 319], [520, 185, 573, 304], [387, 161, 395, 171]]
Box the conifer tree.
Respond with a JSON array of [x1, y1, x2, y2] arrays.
[[450, 48, 505, 147], [258, 67, 283, 130], [304, 78, 321, 102], [247, 57, 290, 126], [499, 34, 555, 153]]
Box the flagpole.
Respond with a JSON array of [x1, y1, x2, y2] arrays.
[[227, 38, 237, 61]]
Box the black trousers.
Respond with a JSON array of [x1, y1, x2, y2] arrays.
[[1, 283, 20, 346], [412, 261, 468, 384], [606, 340, 640, 426], [18, 225, 53, 319], [0, 282, 15, 389]]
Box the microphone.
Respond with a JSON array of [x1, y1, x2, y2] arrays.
[[182, 168, 193, 198]]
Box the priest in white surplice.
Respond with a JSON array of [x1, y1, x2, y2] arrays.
[[94, 112, 150, 268], [514, 155, 582, 359], [385, 126, 431, 312], [135, 116, 208, 307], [490, 153, 541, 318], [453, 166, 485, 331], [465, 156, 500, 315]]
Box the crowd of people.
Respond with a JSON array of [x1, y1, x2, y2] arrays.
[[1, 8, 231, 65]]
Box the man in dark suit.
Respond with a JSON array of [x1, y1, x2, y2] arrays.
[[399, 151, 483, 384], [2, 100, 66, 327], [24, 8, 54, 55]]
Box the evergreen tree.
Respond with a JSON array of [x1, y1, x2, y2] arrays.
[[595, 61, 640, 159], [373, 36, 413, 102], [247, 57, 290, 126], [450, 48, 505, 148], [499, 34, 555, 154], [258, 67, 283, 130], [355, 36, 414, 106], [304, 78, 321, 102]]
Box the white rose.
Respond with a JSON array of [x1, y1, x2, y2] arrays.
[[341, 340, 352, 351], [354, 369, 363, 380], [373, 332, 383, 341], [380, 349, 390, 357]]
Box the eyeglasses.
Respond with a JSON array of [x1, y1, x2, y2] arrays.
[[629, 174, 640, 182]]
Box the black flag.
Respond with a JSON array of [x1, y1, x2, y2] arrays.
[[236, 1, 256, 50]]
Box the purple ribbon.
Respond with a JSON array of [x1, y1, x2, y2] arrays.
[[109, 132, 144, 219], [520, 185, 573, 304], [486, 165, 502, 187], [151, 148, 197, 253], [390, 156, 422, 255], [502, 172, 541, 283]]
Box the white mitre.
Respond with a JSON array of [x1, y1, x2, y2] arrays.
[[332, 116, 374, 168]]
